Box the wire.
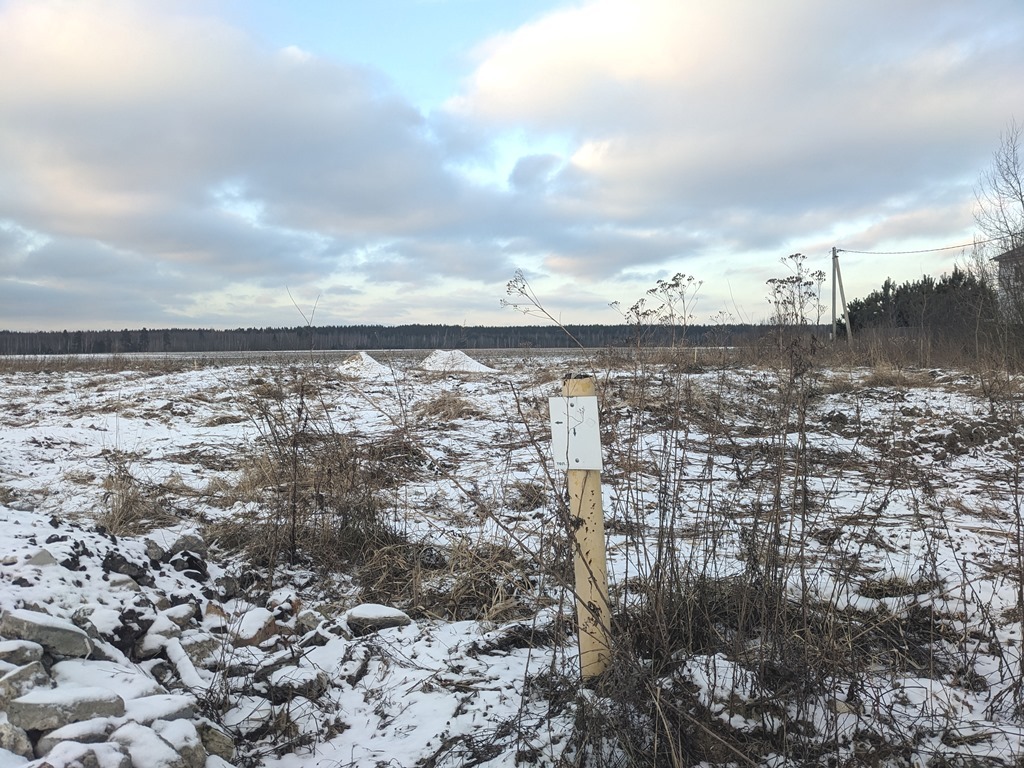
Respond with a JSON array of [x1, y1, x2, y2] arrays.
[[836, 236, 1003, 256]]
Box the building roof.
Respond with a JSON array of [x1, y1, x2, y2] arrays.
[[994, 243, 1024, 263]]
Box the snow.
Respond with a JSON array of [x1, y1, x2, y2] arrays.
[[3, 608, 85, 634], [419, 349, 498, 373], [123, 694, 195, 723], [343, 603, 409, 621], [25, 741, 129, 768], [221, 695, 273, 733], [110, 721, 180, 768], [337, 351, 395, 378], [52, 660, 164, 700], [12, 685, 122, 707], [0, 354, 1022, 766], [232, 608, 275, 643]]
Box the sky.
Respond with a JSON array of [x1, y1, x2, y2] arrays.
[[1, 0, 1022, 332]]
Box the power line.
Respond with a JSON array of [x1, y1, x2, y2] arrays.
[[836, 236, 1002, 256]]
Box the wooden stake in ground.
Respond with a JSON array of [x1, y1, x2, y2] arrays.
[[550, 375, 611, 679]]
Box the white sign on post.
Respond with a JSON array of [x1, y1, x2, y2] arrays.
[[549, 396, 603, 471]]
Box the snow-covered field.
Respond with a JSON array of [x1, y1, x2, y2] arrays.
[[0, 350, 1022, 767]]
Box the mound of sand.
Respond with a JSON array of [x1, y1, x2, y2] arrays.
[[419, 350, 498, 374], [337, 351, 394, 377]]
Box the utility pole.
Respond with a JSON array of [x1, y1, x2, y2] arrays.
[[832, 247, 853, 344], [832, 247, 838, 340]]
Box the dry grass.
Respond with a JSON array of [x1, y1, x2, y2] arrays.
[[202, 370, 421, 579], [0, 354, 199, 375], [96, 456, 176, 535], [359, 540, 541, 622], [861, 366, 938, 389], [415, 390, 482, 422]]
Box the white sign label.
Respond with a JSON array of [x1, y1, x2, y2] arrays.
[[549, 396, 603, 471]]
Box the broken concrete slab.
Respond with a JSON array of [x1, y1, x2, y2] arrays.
[[7, 685, 125, 731], [0, 608, 93, 658]]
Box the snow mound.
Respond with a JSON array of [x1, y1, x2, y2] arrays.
[[419, 350, 497, 374], [337, 351, 393, 377]]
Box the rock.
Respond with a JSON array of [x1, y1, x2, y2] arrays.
[[0, 608, 93, 658], [8, 686, 125, 731], [168, 551, 208, 582], [203, 601, 229, 631], [221, 695, 273, 736], [31, 740, 132, 768], [26, 548, 58, 567], [230, 608, 278, 648], [214, 575, 240, 600], [294, 609, 322, 636], [110, 721, 198, 768], [152, 719, 207, 768], [179, 631, 221, 669], [138, 612, 185, 653], [195, 719, 235, 761], [144, 538, 167, 561], [59, 540, 93, 572], [106, 573, 142, 591], [52, 659, 164, 700], [0, 661, 52, 703], [163, 604, 197, 629], [265, 665, 329, 704], [0, 639, 44, 666], [268, 592, 300, 621], [102, 551, 155, 588], [74, 605, 152, 659], [34, 717, 113, 758], [123, 693, 195, 724], [297, 627, 333, 648], [0, 716, 33, 758], [344, 604, 412, 636], [167, 533, 207, 558]]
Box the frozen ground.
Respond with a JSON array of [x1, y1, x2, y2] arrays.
[[0, 350, 1022, 767]]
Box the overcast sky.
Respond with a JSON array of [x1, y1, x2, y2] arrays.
[[2, 0, 1022, 332]]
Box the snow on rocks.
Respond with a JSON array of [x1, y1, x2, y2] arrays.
[[228, 607, 278, 648], [343, 603, 412, 636], [0, 609, 93, 658], [419, 349, 498, 374], [27, 740, 133, 768], [0, 660, 50, 702], [7, 686, 125, 731], [0, 512, 241, 767], [0, 640, 43, 667], [110, 720, 204, 768], [0, 713, 34, 759]]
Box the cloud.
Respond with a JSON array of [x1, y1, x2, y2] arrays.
[[451, 0, 1024, 277], [1, 0, 1022, 330], [509, 154, 562, 192], [0, 1, 501, 312]]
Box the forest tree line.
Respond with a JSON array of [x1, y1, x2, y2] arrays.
[[0, 323, 773, 356], [844, 268, 1004, 337], [2, 266, 1016, 356]]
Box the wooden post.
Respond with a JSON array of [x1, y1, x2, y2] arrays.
[[558, 375, 611, 679]]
